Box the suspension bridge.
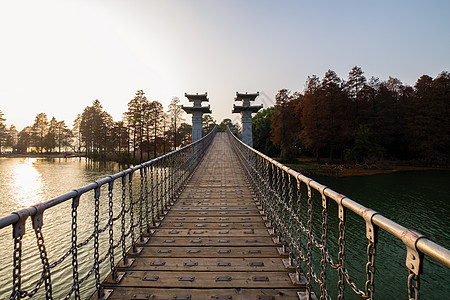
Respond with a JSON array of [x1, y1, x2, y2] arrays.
[[0, 128, 449, 300]]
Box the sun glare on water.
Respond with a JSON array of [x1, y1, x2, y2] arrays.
[[11, 158, 44, 209]]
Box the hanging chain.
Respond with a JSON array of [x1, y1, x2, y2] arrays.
[[108, 180, 117, 281], [120, 175, 128, 266], [139, 168, 144, 242], [155, 161, 160, 221], [93, 186, 102, 297], [337, 202, 347, 300], [30, 204, 53, 300], [286, 174, 295, 260], [306, 182, 313, 298], [11, 210, 27, 300], [150, 164, 156, 226], [143, 166, 150, 233], [408, 272, 420, 300], [364, 241, 376, 299], [71, 195, 80, 300], [320, 188, 329, 300], [363, 209, 379, 300], [128, 173, 137, 253]]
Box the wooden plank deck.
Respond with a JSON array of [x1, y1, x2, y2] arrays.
[[93, 132, 305, 300]]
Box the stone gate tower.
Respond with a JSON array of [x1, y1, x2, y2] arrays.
[[232, 92, 262, 147], [182, 93, 212, 142]]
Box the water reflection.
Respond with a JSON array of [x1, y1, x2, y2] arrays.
[[0, 157, 121, 299], [11, 158, 43, 209]]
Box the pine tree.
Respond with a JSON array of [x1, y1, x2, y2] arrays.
[[168, 97, 184, 150]]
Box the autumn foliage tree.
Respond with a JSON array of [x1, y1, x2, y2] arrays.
[[270, 89, 301, 162], [262, 67, 450, 166]]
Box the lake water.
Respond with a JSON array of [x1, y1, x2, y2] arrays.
[[311, 170, 450, 299], [0, 157, 121, 299], [0, 157, 449, 299]]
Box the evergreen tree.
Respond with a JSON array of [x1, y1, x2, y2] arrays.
[[270, 89, 301, 162], [31, 113, 48, 152], [252, 108, 279, 156], [126, 90, 149, 160], [0, 111, 6, 154], [168, 97, 184, 150], [148, 101, 164, 158]]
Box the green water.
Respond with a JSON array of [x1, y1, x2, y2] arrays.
[[311, 170, 450, 299]]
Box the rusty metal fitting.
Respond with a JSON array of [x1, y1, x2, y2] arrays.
[[31, 203, 46, 230], [362, 209, 379, 243], [401, 229, 425, 275], [12, 209, 29, 239]]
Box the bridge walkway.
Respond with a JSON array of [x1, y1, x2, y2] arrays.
[[93, 132, 304, 299]]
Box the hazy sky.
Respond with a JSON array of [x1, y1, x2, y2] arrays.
[[1, 0, 449, 130]]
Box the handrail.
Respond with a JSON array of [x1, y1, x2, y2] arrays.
[[0, 126, 217, 300], [227, 126, 450, 299]]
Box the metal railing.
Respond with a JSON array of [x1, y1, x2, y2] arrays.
[[227, 127, 450, 300], [0, 127, 216, 300]]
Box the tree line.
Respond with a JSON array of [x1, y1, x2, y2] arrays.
[[253, 67, 450, 166], [0, 91, 193, 163]]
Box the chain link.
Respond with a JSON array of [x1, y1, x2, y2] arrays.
[[108, 180, 117, 282], [11, 236, 22, 300], [139, 168, 144, 242], [320, 189, 329, 300], [71, 195, 80, 300], [93, 186, 101, 295], [337, 204, 346, 300], [306, 183, 313, 298], [121, 175, 128, 266], [365, 241, 376, 299], [408, 272, 420, 300]]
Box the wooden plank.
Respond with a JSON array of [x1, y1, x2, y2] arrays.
[[163, 211, 262, 217], [121, 257, 287, 272], [92, 288, 301, 300], [141, 236, 278, 247], [102, 271, 295, 288], [162, 216, 264, 223], [151, 229, 270, 237], [159, 222, 267, 229], [138, 246, 283, 258]]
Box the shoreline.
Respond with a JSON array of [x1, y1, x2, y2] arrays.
[[285, 161, 450, 177], [0, 154, 83, 159], [334, 165, 448, 177]]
